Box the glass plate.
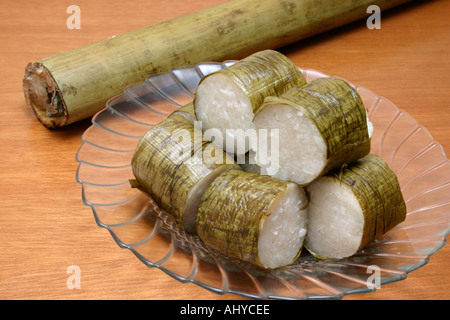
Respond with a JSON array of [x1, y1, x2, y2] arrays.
[[76, 61, 449, 300]]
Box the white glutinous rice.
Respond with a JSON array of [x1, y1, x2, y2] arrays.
[[304, 176, 364, 259], [195, 73, 254, 155], [252, 103, 328, 185], [258, 183, 309, 269]]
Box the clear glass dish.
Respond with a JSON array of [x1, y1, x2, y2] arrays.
[[76, 61, 449, 300]]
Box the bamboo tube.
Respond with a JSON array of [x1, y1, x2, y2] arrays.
[[23, 0, 412, 128]]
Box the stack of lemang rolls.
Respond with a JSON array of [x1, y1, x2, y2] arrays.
[[194, 49, 307, 155], [304, 153, 407, 259], [131, 102, 310, 268], [196, 169, 309, 269], [131, 49, 406, 268], [130, 102, 241, 234], [252, 77, 373, 185]]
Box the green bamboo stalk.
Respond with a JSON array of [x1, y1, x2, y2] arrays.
[[23, 0, 412, 128]]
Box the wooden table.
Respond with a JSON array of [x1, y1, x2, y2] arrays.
[[1, 0, 448, 301]]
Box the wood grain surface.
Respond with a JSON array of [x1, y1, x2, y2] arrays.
[[0, 0, 448, 301]]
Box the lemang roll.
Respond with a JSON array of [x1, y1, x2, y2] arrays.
[[304, 153, 407, 260], [252, 77, 373, 185], [131, 107, 240, 233], [196, 169, 309, 269], [194, 49, 306, 156]]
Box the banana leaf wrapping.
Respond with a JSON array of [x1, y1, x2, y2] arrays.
[[336, 154, 407, 249], [130, 109, 239, 233], [196, 169, 307, 268], [305, 153, 407, 259]]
